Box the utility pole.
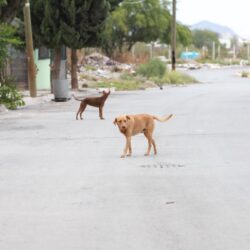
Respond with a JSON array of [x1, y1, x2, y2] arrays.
[[212, 41, 215, 61], [248, 43, 250, 59], [131, 44, 135, 62], [168, 45, 171, 60], [149, 42, 153, 59], [171, 0, 176, 71], [218, 45, 221, 59], [233, 45, 236, 60], [23, 0, 36, 97]]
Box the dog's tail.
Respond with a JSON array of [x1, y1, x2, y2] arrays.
[[72, 94, 84, 101], [153, 114, 173, 122]]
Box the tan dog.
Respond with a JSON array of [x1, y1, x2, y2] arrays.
[[73, 90, 110, 120], [113, 114, 173, 158]]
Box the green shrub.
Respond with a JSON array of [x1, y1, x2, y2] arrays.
[[84, 64, 97, 71], [0, 23, 24, 110], [94, 80, 142, 91], [135, 58, 166, 78], [154, 71, 198, 85], [120, 72, 134, 81], [168, 71, 198, 84], [241, 71, 249, 78], [0, 78, 25, 109]]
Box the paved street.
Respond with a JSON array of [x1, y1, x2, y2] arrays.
[[1, 67, 250, 250]]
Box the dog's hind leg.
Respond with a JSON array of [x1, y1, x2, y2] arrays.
[[76, 106, 82, 120], [144, 131, 157, 156], [144, 131, 152, 156], [151, 137, 157, 155]]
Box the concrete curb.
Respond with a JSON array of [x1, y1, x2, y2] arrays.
[[0, 104, 8, 113]]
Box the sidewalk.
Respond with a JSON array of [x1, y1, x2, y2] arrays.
[[22, 90, 54, 107], [0, 88, 103, 113], [0, 90, 55, 113]]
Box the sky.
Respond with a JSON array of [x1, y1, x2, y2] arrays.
[[177, 0, 250, 39]]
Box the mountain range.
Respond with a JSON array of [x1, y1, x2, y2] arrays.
[[191, 20, 237, 38]]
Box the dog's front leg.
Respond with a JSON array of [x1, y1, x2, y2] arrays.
[[99, 106, 104, 120], [144, 132, 153, 156], [128, 140, 132, 156], [121, 136, 131, 158], [79, 102, 87, 120], [127, 137, 132, 157]]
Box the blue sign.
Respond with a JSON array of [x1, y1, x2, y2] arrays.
[[180, 51, 200, 60]]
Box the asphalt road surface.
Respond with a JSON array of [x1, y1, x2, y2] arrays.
[[1, 67, 250, 250]]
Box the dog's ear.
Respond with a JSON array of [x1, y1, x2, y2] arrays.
[[113, 118, 117, 125], [126, 115, 130, 120]]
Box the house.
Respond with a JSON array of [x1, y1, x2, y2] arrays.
[[10, 47, 51, 90], [9, 48, 28, 89]]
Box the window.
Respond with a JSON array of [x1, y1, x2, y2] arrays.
[[38, 47, 50, 59]]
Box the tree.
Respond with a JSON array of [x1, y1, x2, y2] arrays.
[[0, 1, 24, 109], [30, 0, 122, 89], [160, 23, 193, 47], [0, 23, 22, 82], [60, 0, 122, 89], [100, 0, 192, 56], [0, 0, 26, 23], [192, 29, 220, 49], [0, 0, 23, 81], [176, 25, 193, 47], [0, 0, 6, 8], [101, 0, 171, 55]]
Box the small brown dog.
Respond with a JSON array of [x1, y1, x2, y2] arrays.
[[73, 90, 110, 120], [113, 114, 173, 158]]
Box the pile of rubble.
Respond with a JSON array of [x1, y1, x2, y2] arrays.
[[83, 53, 116, 68], [77, 53, 134, 86]]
